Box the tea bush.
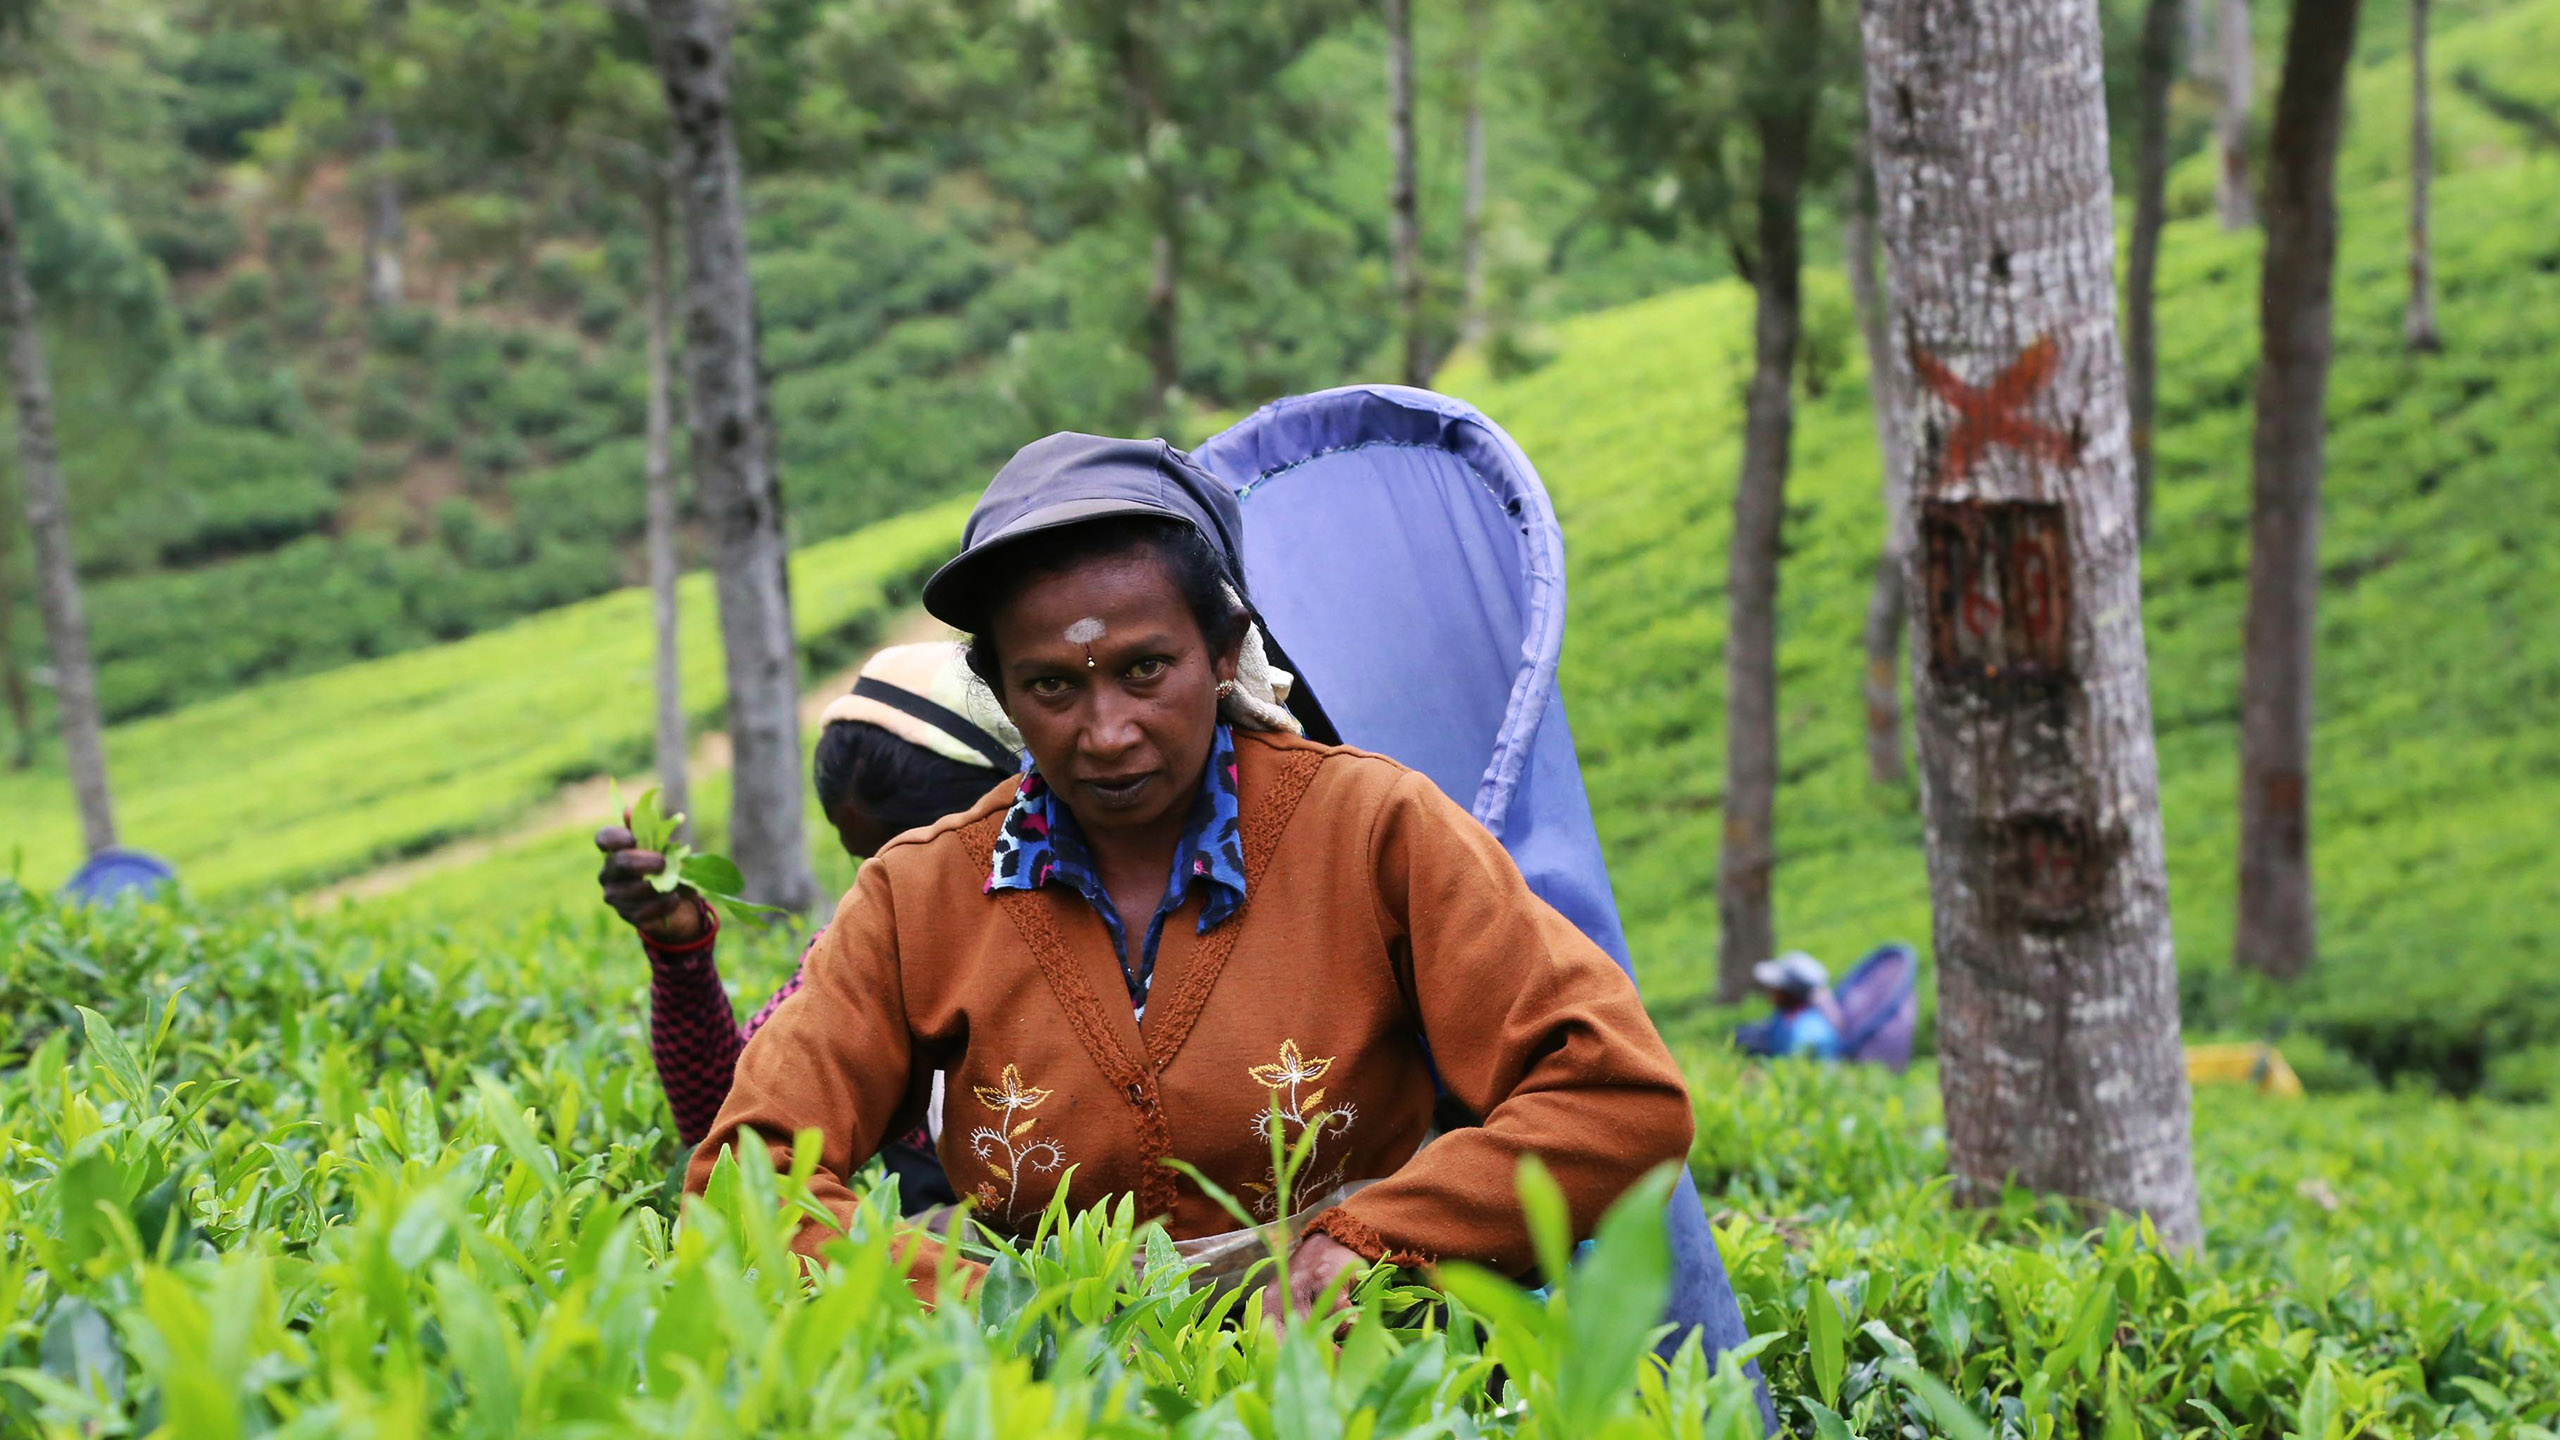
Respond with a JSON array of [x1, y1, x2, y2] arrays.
[[0, 891, 1768, 1439], [3, 892, 2552, 1437]]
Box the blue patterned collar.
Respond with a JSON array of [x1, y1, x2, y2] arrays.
[[985, 724, 1247, 1010]]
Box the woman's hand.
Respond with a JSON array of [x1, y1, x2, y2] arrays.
[[1262, 1231, 1365, 1330], [595, 826, 708, 944]]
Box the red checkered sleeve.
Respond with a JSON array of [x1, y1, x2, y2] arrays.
[[643, 903, 824, 1147], [644, 911, 929, 1161]]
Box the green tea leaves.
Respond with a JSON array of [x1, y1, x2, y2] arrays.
[[601, 784, 788, 920]]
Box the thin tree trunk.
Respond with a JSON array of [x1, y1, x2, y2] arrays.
[[1455, 0, 1489, 352], [643, 0, 818, 914], [1110, 6, 1182, 419], [361, 110, 404, 310], [1714, 0, 1820, 1003], [0, 172, 117, 854], [2237, 0, 2362, 980], [1144, 217, 1181, 418], [643, 178, 689, 831], [2216, 0, 2257, 229], [1384, 0, 1425, 387], [1844, 147, 1908, 791], [2185, 0, 2214, 82], [1858, 0, 2201, 1248], [2128, 0, 2181, 537], [2405, 0, 2441, 352], [0, 508, 34, 771]]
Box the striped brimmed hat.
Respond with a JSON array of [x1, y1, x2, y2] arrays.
[[817, 642, 1023, 774]]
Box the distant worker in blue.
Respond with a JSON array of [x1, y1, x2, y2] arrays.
[[1736, 950, 1842, 1061]]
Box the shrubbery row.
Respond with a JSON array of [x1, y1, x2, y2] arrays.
[[4, 890, 2552, 1437]]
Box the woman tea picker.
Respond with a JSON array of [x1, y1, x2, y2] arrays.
[[687, 433, 1696, 1314]]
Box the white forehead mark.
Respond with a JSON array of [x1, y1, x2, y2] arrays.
[[1063, 618, 1106, 645]]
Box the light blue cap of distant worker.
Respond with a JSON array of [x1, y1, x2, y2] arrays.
[[1751, 950, 1829, 996]]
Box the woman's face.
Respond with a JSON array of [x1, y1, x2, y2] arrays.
[[986, 547, 1239, 848]]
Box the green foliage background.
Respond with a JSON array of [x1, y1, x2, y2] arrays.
[[3, 0, 2559, 1432]]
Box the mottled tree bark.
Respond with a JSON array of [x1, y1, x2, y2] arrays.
[[2404, 0, 2441, 353], [1144, 220, 1181, 418], [1385, 0, 1425, 386], [1845, 147, 1908, 790], [643, 179, 689, 831], [643, 0, 818, 913], [2128, 0, 2181, 537], [2215, 0, 2256, 229], [1714, 0, 1820, 1002], [1858, 0, 2201, 1248], [0, 171, 117, 854], [0, 510, 33, 770], [2237, 0, 2362, 979], [1456, 0, 1489, 352], [361, 109, 404, 310]]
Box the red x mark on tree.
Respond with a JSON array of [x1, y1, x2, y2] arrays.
[[1910, 334, 2080, 488]]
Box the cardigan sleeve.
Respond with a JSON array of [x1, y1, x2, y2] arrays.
[[1307, 767, 1695, 1277], [683, 857, 973, 1301]]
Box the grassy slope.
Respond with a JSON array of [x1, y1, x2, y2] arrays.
[[1431, 3, 2560, 1077], [0, 498, 967, 897]]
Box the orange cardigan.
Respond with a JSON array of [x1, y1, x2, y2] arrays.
[[686, 729, 1694, 1288]]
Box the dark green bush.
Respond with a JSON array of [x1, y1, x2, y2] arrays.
[[173, 28, 304, 161], [496, 362, 578, 440], [461, 430, 530, 485], [368, 304, 440, 357], [352, 369, 419, 443]]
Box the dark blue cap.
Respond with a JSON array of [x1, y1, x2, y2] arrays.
[[921, 432, 1243, 630]]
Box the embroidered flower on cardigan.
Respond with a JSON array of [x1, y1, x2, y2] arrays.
[[966, 1064, 1065, 1223], [1244, 1039, 1355, 1219]]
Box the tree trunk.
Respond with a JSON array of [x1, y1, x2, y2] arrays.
[[0, 170, 117, 854], [2404, 0, 2441, 352], [1144, 218, 1181, 419], [1455, 0, 1489, 352], [2215, 0, 2257, 229], [643, 0, 818, 914], [644, 179, 690, 831], [1858, 0, 2202, 1248], [361, 110, 404, 310], [1384, 0, 1425, 387], [1844, 145, 1908, 790], [2128, 0, 2181, 538], [1110, 9, 1182, 420], [0, 509, 34, 771], [2184, 0, 2213, 82], [1713, 0, 1820, 1003], [2237, 0, 2362, 980]]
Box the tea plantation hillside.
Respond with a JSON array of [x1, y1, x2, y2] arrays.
[[9, 2, 2557, 1093], [0, 498, 965, 897], [407, 124, 2560, 1094], [1426, 178, 2560, 1095]]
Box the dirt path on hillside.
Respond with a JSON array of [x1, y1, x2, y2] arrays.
[[310, 610, 957, 904]]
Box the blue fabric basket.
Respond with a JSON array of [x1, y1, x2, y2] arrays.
[[1198, 385, 1770, 1426]]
